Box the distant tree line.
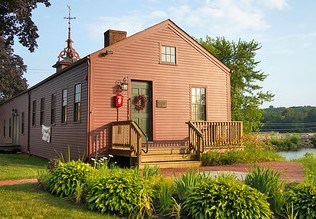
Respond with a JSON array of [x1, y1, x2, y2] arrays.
[[261, 106, 316, 132]]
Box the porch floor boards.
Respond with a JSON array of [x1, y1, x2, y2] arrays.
[[0, 143, 21, 152]]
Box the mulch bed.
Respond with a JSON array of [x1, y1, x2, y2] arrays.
[[159, 161, 305, 183]]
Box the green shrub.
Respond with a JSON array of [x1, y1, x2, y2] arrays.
[[47, 160, 94, 198], [270, 135, 301, 151], [153, 177, 176, 216], [245, 166, 285, 215], [285, 182, 316, 219], [295, 153, 316, 184], [201, 149, 282, 166], [311, 136, 316, 147], [183, 179, 273, 219], [86, 169, 154, 218], [174, 171, 209, 201], [142, 165, 159, 180]]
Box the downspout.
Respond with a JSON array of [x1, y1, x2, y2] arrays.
[[86, 56, 91, 159], [27, 91, 31, 154]]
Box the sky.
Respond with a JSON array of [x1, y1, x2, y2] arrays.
[[13, 0, 316, 108]]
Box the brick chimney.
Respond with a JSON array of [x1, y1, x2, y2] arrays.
[[104, 30, 127, 47]]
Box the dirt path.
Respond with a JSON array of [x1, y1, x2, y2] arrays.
[[159, 161, 305, 182], [0, 178, 37, 186]]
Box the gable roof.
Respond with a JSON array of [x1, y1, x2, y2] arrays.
[[90, 19, 231, 74], [0, 19, 231, 106]]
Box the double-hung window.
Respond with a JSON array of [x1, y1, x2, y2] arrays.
[[191, 87, 206, 121], [61, 89, 67, 123], [161, 46, 176, 64], [40, 98, 45, 125], [74, 84, 81, 122], [21, 112, 25, 134], [32, 100, 36, 126], [51, 94, 56, 124]]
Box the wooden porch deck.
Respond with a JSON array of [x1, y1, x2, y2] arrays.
[[0, 143, 21, 152], [108, 120, 243, 168]]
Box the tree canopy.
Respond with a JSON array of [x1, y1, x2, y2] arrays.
[[200, 36, 274, 132], [0, 0, 51, 102], [262, 106, 316, 132]]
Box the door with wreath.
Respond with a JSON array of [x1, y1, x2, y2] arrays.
[[131, 81, 152, 141]]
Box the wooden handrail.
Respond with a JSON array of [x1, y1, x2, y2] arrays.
[[112, 120, 146, 165], [131, 121, 149, 153], [187, 121, 205, 153]]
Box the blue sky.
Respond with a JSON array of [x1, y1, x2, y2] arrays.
[[13, 0, 316, 108]]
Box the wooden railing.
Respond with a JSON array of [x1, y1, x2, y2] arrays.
[[188, 121, 243, 150], [111, 120, 143, 164], [187, 121, 204, 153]]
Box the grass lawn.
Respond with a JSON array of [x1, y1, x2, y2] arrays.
[[0, 183, 115, 219], [0, 153, 47, 180]]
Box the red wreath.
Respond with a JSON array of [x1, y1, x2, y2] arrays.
[[134, 95, 147, 111]]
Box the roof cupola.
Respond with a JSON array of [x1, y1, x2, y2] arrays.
[[53, 5, 80, 72]]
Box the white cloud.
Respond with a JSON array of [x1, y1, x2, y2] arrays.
[[86, 0, 288, 42], [87, 16, 147, 40], [262, 0, 289, 10]]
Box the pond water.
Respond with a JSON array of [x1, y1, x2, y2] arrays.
[[278, 148, 316, 160]]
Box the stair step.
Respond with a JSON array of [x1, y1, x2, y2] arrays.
[[139, 160, 201, 169], [142, 146, 193, 156], [141, 154, 198, 163]]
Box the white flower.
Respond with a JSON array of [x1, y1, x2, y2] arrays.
[[108, 154, 114, 158]]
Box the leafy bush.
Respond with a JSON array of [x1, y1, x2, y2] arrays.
[[86, 169, 154, 218], [142, 165, 159, 180], [245, 166, 285, 215], [47, 160, 94, 198], [285, 182, 316, 219], [201, 134, 283, 166], [270, 135, 301, 151], [174, 171, 209, 201], [311, 136, 316, 147], [183, 179, 273, 219], [295, 153, 316, 184], [153, 177, 176, 216], [201, 149, 282, 166]]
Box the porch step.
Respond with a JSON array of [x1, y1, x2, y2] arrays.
[[141, 146, 198, 163], [143, 146, 193, 155], [139, 160, 201, 169], [141, 154, 198, 163]]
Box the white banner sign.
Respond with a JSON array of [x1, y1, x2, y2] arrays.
[[42, 125, 51, 143]]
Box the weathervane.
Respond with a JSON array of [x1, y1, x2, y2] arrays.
[[56, 5, 80, 62], [64, 5, 76, 40]]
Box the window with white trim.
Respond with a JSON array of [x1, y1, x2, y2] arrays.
[[191, 87, 206, 121], [161, 46, 176, 64], [61, 89, 67, 123]]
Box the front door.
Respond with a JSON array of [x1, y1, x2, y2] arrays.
[[131, 81, 152, 141]]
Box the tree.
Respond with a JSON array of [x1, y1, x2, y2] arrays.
[[200, 36, 274, 132], [0, 39, 27, 100], [0, 0, 51, 102]]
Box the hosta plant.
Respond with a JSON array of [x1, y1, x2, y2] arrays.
[[183, 179, 273, 219], [86, 169, 154, 218], [285, 182, 316, 219], [245, 166, 285, 215], [47, 160, 94, 198]]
